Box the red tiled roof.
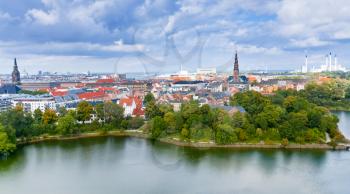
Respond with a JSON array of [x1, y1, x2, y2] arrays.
[[119, 97, 134, 106], [133, 107, 145, 116], [96, 79, 115, 83], [119, 96, 144, 116], [51, 91, 68, 96], [78, 91, 106, 100]]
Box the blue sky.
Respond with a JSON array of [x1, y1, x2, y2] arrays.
[[1, 0, 350, 74]]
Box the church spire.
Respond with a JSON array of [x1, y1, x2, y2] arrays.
[[233, 51, 239, 82], [12, 58, 21, 85]]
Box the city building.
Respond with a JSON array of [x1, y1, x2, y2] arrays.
[[228, 51, 249, 93], [119, 96, 144, 117], [0, 84, 20, 94], [233, 51, 239, 82], [20, 82, 60, 91], [12, 95, 56, 112], [0, 96, 12, 112], [12, 58, 21, 85]]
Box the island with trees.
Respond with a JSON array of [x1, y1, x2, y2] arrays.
[[0, 87, 349, 158]]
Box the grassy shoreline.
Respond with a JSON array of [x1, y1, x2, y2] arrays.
[[16, 130, 349, 151], [329, 107, 350, 111]]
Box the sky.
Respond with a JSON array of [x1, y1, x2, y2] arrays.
[[1, 0, 350, 74]]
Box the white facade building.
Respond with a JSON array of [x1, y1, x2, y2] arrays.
[[12, 96, 55, 112]]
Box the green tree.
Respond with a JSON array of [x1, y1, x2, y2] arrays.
[[200, 104, 213, 126], [283, 96, 308, 113], [287, 111, 308, 132], [164, 112, 176, 133], [145, 101, 162, 119], [215, 124, 238, 144], [159, 104, 174, 115], [231, 91, 269, 116], [320, 114, 339, 138], [57, 114, 76, 135], [255, 104, 284, 130], [236, 128, 248, 141], [121, 120, 129, 129], [181, 127, 190, 139], [57, 106, 68, 116], [128, 117, 144, 129], [150, 116, 166, 139], [144, 92, 155, 105], [104, 102, 124, 127], [76, 101, 93, 123], [0, 107, 34, 138], [279, 121, 295, 140], [32, 108, 45, 136], [307, 106, 327, 128], [95, 103, 105, 122], [0, 124, 16, 156], [33, 108, 43, 123], [180, 101, 200, 120]]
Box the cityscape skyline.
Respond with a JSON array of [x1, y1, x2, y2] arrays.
[[1, 0, 350, 74]]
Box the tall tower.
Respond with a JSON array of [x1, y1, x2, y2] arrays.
[[233, 51, 239, 82], [305, 55, 308, 73], [329, 52, 332, 71], [301, 55, 308, 73], [12, 58, 21, 85]]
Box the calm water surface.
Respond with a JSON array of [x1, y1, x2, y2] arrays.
[[0, 112, 349, 194], [333, 111, 350, 138]]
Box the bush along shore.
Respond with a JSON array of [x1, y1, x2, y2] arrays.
[[15, 130, 349, 151], [1, 90, 349, 158]]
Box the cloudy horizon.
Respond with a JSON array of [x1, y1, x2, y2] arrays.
[[1, 0, 350, 74]]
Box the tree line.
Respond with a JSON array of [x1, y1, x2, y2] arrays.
[[300, 79, 350, 110], [144, 90, 344, 146], [0, 101, 144, 157]]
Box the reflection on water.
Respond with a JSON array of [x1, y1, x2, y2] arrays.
[[0, 137, 349, 194]]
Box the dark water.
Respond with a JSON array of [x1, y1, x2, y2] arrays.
[[0, 114, 350, 194]]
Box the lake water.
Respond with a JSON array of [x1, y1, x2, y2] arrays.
[[333, 111, 350, 139], [0, 113, 350, 194]]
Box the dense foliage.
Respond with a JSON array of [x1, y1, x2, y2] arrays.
[[299, 79, 350, 110], [0, 101, 146, 157], [234, 90, 344, 143], [145, 91, 344, 145]]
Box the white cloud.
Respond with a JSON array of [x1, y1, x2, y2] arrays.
[[0, 11, 11, 20], [0, 41, 145, 55], [164, 15, 176, 34], [26, 9, 59, 25], [276, 0, 350, 40], [290, 37, 331, 48]]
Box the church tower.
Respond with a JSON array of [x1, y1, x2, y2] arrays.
[[12, 58, 21, 85], [233, 51, 239, 82]]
